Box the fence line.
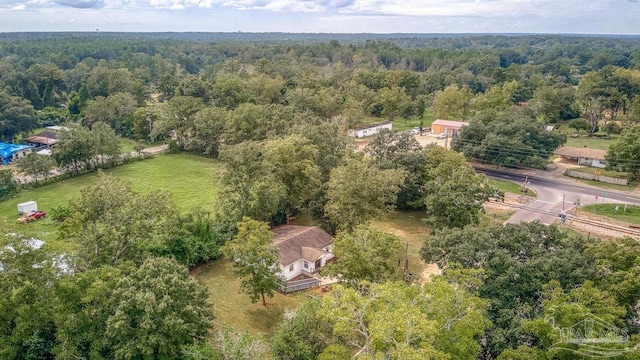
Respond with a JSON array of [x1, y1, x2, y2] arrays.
[[565, 169, 629, 186]]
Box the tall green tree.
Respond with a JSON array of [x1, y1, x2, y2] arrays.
[[91, 121, 121, 167], [53, 265, 123, 359], [0, 169, 18, 201], [325, 155, 405, 232], [0, 231, 60, 359], [54, 123, 95, 175], [271, 301, 333, 360], [16, 152, 55, 183], [81, 92, 138, 136], [62, 174, 176, 269], [365, 129, 426, 209], [453, 111, 566, 169], [606, 125, 640, 176], [421, 222, 597, 356], [432, 85, 473, 120], [106, 257, 213, 359], [216, 141, 287, 224], [522, 280, 627, 358], [374, 86, 412, 121], [263, 135, 321, 215], [220, 217, 281, 306], [422, 145, 502, 229], [322, 227, 400, 287], [0, 89, 38, 141], [319, 280, 490, 359]]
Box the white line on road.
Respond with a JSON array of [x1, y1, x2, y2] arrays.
[[535, 200, 557, 204]]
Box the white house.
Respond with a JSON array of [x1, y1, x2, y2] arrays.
[[272, 225, 334, 281], [554, 147, 607, 168], [348, 121, 392, 138]]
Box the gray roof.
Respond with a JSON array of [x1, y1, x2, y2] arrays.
[[272, 225, 333, 266]]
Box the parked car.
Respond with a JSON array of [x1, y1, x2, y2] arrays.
[[436, 133, 447, 139], [17, 211, 46, 224], [410, 127, 421, 134]]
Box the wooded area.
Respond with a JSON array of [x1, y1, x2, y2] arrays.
[[1, 33, 640, 359]]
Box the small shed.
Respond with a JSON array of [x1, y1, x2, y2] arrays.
[[18, 201, 38, 214], [348, 121, 392, 138], [554, 147, 608, 168], [430, 119, 469, 136]]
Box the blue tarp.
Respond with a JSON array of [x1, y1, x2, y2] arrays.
[[0, 142, 32, 165]]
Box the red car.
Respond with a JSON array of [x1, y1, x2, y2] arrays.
[[17, 211, 46, 224]]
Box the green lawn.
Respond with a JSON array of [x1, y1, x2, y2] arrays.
[[564, 135, 618, 151], [372, 211, 432, 283], [0, 154, 221, 242], [361, 108, 436, 133], [487, 178, 536, 197], [195, 260, 309, 335], [555, 120, 620, 150], [580, 203, 640, 226]]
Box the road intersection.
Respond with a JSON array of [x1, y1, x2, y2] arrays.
[[474, 165, 640, 225]]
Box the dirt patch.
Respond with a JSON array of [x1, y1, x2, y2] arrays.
[[418, 263, 442, 285]]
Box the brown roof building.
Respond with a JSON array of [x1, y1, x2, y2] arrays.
[[25, 131, 59, 147], [555, 146, 607, 168], [272, 225, 334, 281]]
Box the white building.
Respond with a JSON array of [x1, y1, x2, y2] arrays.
[[272, 225, 334, 281], [348, 121, 392, 138]]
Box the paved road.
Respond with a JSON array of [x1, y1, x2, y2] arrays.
[[475, 166, 640, 225]]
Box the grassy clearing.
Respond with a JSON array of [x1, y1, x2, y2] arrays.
[[564, 135, 618, 151], [487, 178, 536, 197], [194, 259, 310, 335], [0, 154, 221, 242], [580, 203, 640, 226], [361, 109, 436, 133], [555, 120, 620, 150], [372, 211, 432, 282]]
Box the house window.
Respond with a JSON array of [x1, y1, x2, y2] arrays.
[[303, 261, 308, 269], [289, 264, 294, 272]]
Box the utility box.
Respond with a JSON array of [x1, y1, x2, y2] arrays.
[[17, 201, 37, 214]]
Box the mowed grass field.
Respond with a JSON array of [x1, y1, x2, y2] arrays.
[[0, 154, 221, 242], [580, 203, 640, 226]]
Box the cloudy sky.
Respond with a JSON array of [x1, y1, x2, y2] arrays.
[[0, 0, 639, 34]]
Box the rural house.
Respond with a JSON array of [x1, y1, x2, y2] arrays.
[[272, 225, 334, 282], [554, 146, 607, 168], [348, 121, 392, 138], [25, 131, 59, 148], [430, 119, 469, 136]]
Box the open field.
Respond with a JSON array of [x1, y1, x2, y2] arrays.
[[555, 120, 620, 150], [564, 135, 618, 150], [360, 108, 435, 133], [0, 154, 221, 241], [580, 203, 640, 226], [194, 260, 310, 335]]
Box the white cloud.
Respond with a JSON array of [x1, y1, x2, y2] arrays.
[[0, 0, 637, 33]]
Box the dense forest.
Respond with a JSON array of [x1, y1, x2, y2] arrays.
[[1, 33, 640, 359]]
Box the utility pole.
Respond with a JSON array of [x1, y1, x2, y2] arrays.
[[562, 194, 565, 211]]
